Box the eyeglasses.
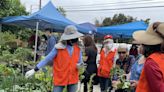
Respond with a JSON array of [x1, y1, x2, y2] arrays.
[[118, 51, 126, 54]]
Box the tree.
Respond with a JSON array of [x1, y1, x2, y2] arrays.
[[141, 18, 150, 24], [94, 13, 150, 43], [94, 18, 101, 27], [1, 0, 28, 33], [57, 6, 66, 16], [102, 17, 112, 26], [98, 13, 149, 27], [0, 0, 28, 18]]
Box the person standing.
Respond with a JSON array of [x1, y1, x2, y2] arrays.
[[128, 41, 146, 92], [133, 22, 164, 92], [25, 25, 84, 92], [97, 35, 116, 92], [82, 35, 98, 92], [44, 28, 56, 56], [38, 34, 48, 56], [129, 44, 139, 59]]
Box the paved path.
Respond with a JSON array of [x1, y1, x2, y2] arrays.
[[78, 82, 115, 92]]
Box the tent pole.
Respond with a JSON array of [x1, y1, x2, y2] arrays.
[[0, 24, 2, 32], [34, 22, 39, 62]]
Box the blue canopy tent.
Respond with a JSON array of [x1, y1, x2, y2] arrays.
[[79, 22, 97, 34], [97, 21, 148, 38], [1, 1, 89, 61], [1, 1, 88, 33]]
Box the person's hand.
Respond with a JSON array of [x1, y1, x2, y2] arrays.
[[112, 80, 121, 89], [130, 80, 138, 88], [25, 69, 35, 78]]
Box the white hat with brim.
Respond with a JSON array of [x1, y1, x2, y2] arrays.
[[133, 23, 164, 45], [60, 25, 84, 41]]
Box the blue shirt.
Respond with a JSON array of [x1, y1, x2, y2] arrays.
[[45, 35, 56, 55], [37, 45, 83, 69], [130, 55, 144, 80]]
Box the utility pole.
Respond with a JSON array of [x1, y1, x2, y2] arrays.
[[39, 0, 41, 10], [30, 5, 32, 14]]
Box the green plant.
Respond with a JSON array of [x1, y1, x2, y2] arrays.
[[88, 74, 96, 92], [110, 66, 131, 91], [0, 64, 53, 92], [0, 32, 16, 45], [0, 49, 15, 64], [14, 47, 33, 75]]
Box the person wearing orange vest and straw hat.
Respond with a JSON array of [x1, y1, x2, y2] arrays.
[[25, 25, 84, 92], [98, 35, 117, 92], [132, 22, 164, 92]]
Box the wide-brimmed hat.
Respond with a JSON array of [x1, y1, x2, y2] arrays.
[[133, 22, 164, 45], [60, 25, 84, 41], [132, 40, 141, 44], [103, 35, 113, 43]]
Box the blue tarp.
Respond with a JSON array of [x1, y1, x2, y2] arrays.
[[1, 1, 89, 33], [97, 21, 148, 38]]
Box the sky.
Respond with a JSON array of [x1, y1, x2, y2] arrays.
[[20, 0, 164, 24]]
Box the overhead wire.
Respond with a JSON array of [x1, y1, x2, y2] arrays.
[[64, 1, 164, 9], [65, 5, 164, 12], [62, 0, 155, 7]]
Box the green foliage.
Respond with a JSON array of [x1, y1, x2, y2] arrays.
[[14, 47, 32, 61], [0, 49, 14, 63], [0, 64, 14, 76], [79, 65, 86, 81], [1, 0, 29, 33], [0, 64, 53, 92], [0, 0, 28, 18], [57, 6, 66, 16], [102, 13, 137, 26], [18, 29, 34, 41], [88, 74, 96, 92], [96, 13, 150, 27], [110, 66, 131, 90], [110, 66, 125, 79], [102, 17, 112, 26], [0, 32, 16, 45], [0, 32, 18, 54]]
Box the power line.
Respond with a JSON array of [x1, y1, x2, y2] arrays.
[[63, 0, 155, 7], [65, 1, 164, 9], [66, 5, 164, 12]]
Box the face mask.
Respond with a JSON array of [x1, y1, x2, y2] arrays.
[[104, 43, 113, 50], [67, 38, 78, 46], [41, 39, 45, 41], [67, 41, 73, 46]]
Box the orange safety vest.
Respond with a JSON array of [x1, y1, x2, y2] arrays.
[[136, 53, 164, 92], [98, 50, 116, 78], [53, 44, 80, 86]]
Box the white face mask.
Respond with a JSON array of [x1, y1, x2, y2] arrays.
[[41, 39, 45, 42], [104, 43, 113, 50]]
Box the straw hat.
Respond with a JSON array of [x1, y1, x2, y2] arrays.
[[132, 40, 141, 44], [133, 22, 164, 45], [60, 25, 84, 41], [103, 35, 113, 43]]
